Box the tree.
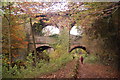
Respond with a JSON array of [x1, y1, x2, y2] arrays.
[[2, 2, 28, 68], [70, 2, 120, 68]]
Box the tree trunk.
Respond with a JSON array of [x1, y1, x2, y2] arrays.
[[8, 2, 12, 70], [68, 27, 70, 53], [26, 34, 30, 54], [30, 18, 37, 66]]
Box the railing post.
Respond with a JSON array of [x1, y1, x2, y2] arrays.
[[30, 18, 37, 66]]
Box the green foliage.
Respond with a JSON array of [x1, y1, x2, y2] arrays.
[[70, 48, 88, 60], [50, 27, 70, 59], [73, 2, 120, 69], [2, 51, 73, 78], [32, 23, 44, 36], [2, 65, 22, 78], [85, 8, 119, 64], [38, 53, 72, 75], [57, 27, 69, 52], [84, 54, 99, 64], [70, 48, 87, 54], [49, 34, 59, 39], [2, 17, 73, 78]]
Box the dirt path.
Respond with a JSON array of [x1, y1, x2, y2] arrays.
[[37, 59, 120, 78], [77, 63, 120, 78], [38, 59, 77, 78]]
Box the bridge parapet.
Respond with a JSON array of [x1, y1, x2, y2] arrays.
[[29, 36, 56, 44]]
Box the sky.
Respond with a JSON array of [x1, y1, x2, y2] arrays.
[[42, 26, 60, 36], [42, 26, 82, 36]]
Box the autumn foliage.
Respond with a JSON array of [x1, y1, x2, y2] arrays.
[[2, 14, 28, 62]]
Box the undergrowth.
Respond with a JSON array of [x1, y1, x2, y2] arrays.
[[2, 52, 73, 78], [84, 54, 99, 64]]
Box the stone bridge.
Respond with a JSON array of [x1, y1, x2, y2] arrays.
[[29, 36, 56, 49], [28, 13, 88, 53], [28, 35, 87, 53]]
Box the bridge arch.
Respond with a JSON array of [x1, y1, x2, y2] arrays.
[[70, 26, 82, 35], [42, 26, 60, 36], [36, 45, 54, 53], [32, 45, 54, 62], [69, 45, 89, 54]]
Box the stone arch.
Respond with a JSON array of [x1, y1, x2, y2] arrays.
[[70, 26, 83, 36], [36, 45, 54, 53], [69, 45, 89, 54], [32, 45, 54, 63], [42, 26, 60, 36]]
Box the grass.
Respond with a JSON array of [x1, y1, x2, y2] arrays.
[[2, 28, 73, 78], [2, 53, 73, 78], [84, 54, 99, 64]]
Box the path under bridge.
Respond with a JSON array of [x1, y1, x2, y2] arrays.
[[28, 35, 89, 53]]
